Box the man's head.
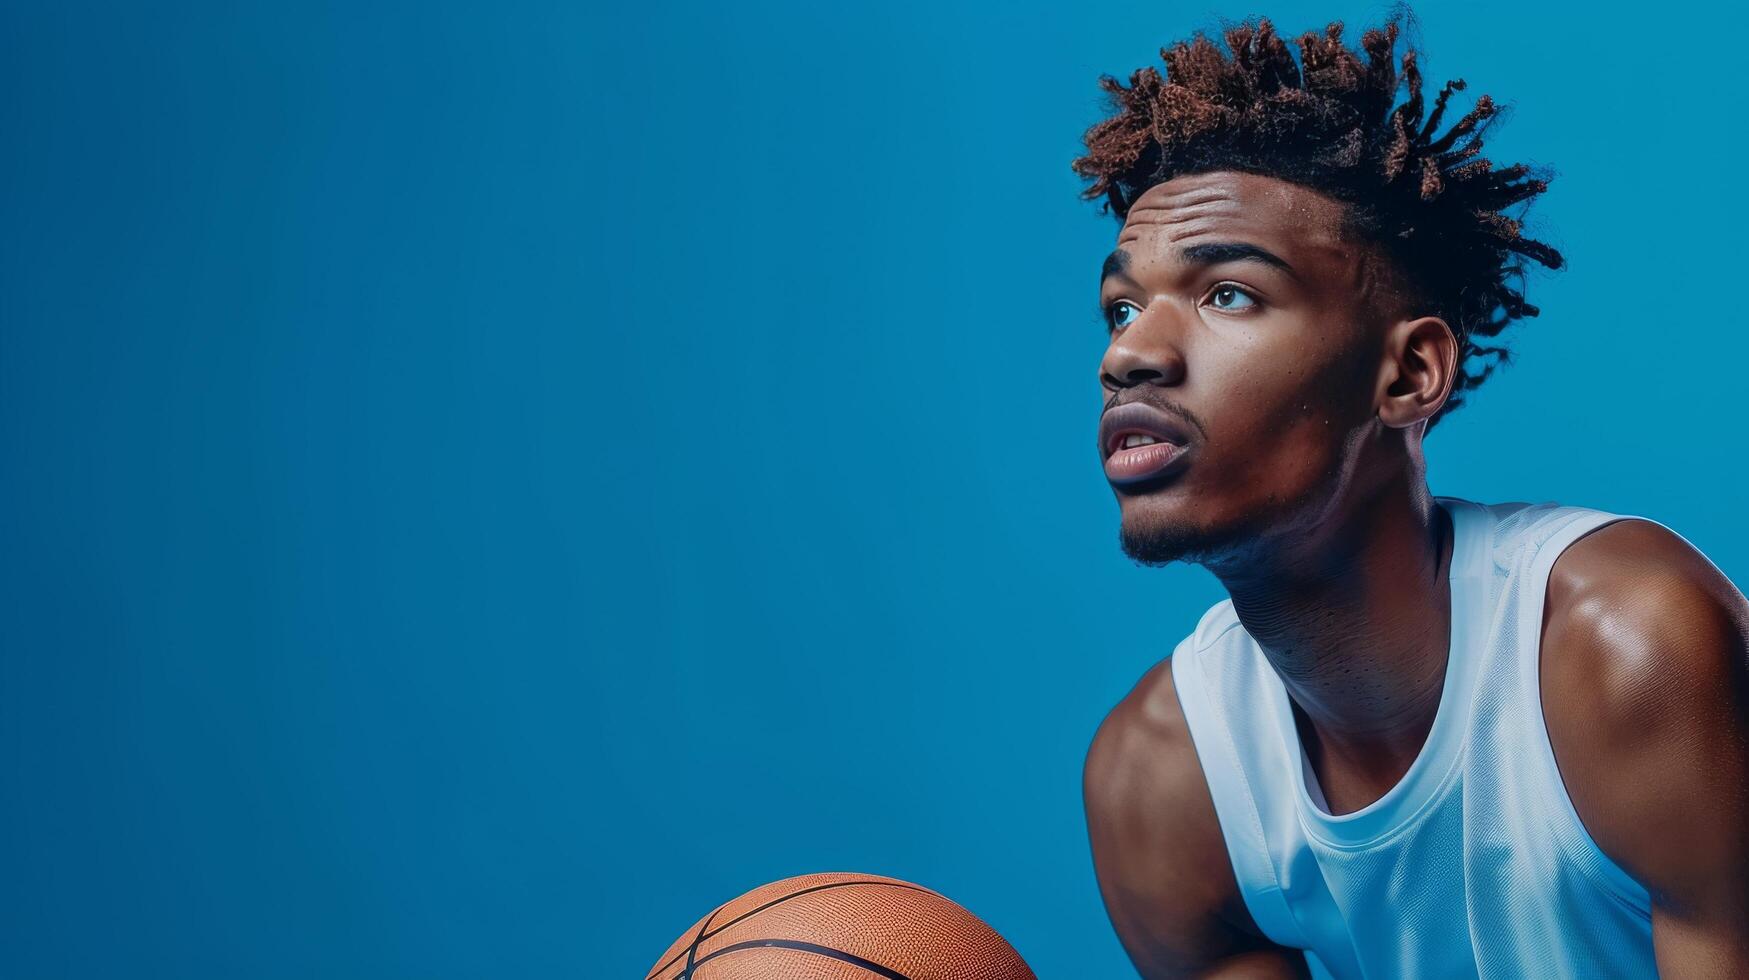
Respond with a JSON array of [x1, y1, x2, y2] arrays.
[[1072, 16, 1560, 569]]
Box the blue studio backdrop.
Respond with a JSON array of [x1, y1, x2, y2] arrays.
[[3, 1, 1743, 977]]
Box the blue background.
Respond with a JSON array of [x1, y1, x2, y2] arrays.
[[3, 1, 1741, 976]]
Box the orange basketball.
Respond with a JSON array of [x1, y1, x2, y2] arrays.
[[646, 872, 1036, 980]]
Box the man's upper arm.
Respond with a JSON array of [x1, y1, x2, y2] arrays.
[[1543, 519, 1749, 976], [1084, 658, 1308, 979]]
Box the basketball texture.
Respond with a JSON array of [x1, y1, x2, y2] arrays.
[[646, 872, 1036, 980]]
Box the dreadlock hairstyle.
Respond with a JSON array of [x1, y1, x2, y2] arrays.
[[1071, 16, 1562, 427]]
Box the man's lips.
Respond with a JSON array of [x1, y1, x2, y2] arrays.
[[1099, 402, 1195, 486], [1105, 440, 1189, 485]]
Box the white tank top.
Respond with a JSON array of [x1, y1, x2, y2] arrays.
[[1169, 496, 1677, 979]]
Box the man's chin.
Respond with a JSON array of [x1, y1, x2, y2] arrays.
[[1117, 482, 1328, 571], [1117, 513, 1219, 567]]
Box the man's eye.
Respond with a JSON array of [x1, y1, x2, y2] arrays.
[[1208, 284, 1258, 311], [1106, 300, 1141, 332]]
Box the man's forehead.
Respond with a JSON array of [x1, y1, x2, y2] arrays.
[[1116, 171, 1348, 252]]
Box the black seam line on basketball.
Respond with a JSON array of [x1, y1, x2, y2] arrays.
[[644, 880, 937, 980], [675, 902, 725, 980], [688, 939, 917, 980]]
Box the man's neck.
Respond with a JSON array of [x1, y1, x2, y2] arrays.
[[1211, 479, 1454, 807]]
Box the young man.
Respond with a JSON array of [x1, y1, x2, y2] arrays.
[[1071, 17, 1749, 979]]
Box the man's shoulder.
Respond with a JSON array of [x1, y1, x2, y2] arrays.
[[1542, 516, 1746, 735], [1539, 515, 1749, 909], [1085, 656, 1197, 807], [1084, 652, 1275, 965], [1084, 598, 1252, 787], [1084, 595, 1249, 811]]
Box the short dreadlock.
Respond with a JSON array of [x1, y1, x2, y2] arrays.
[[1071, 15, 1562, 427]]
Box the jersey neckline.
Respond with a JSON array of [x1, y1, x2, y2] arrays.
[[1264, 496, 1491, 849]]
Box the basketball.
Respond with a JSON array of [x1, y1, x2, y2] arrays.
[[645, 872, 1036, 980]]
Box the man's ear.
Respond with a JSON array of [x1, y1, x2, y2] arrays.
[[1376, 315, 1459, 430]]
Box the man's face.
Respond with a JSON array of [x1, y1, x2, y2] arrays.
[[1096, 170, 1389, 568]]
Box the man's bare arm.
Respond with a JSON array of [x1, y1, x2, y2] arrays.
[[1544, 520, 1749, 977], [1085, 658, 1310, 979]]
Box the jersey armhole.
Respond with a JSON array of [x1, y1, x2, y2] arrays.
[[1169, 646, 1311, 949], [1519, 511, 1657, 918]]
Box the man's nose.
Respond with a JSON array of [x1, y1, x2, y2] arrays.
[[1099, 304, 1188, 391]]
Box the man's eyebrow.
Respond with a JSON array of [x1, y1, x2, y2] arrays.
[[1100, 249, 1136, 284], [1180, 242, 1295, 274], [1101, 242, 1297, 285]]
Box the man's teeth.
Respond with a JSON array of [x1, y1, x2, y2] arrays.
[[1122, 434, 1161, 449]]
